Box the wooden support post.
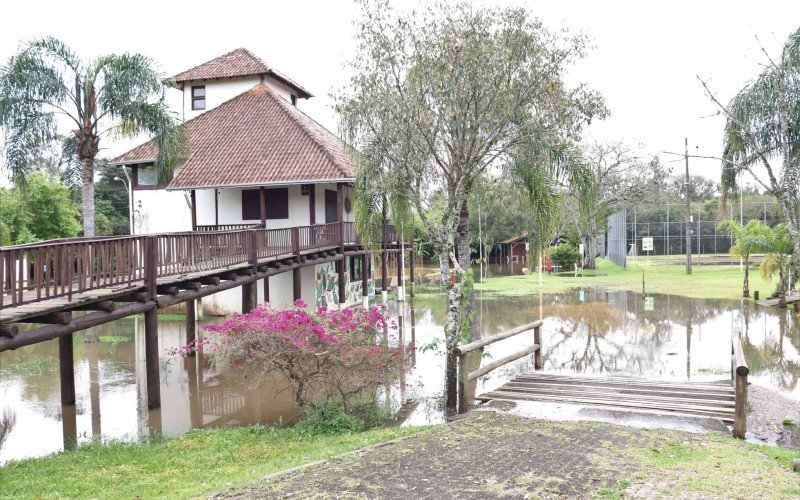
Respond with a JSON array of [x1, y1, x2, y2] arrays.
[[733, 371, 748, 439], [144, 236, 161, 409], [293, 267, 302, 302], [242, 282, 256, 313], [186, 299, 196, 356], [337, 258, 346, 308], [263, 276, 270, 303], [309, 184, 316, 225], [458, 353, 468, 414], [59, 334, 75, 405], [381, 217, 388, 297], [732, 333, 749, 439], [534, 324, 542, 370], [190, 190, 197, 231], [409, 249, 416, 297], [259, 187, 267, 228], [214, 188, 219, 227]]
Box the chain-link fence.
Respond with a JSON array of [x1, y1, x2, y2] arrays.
[[605, 202, 780, 267]]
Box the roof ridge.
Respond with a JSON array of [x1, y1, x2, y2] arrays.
[[257, 85, 351, 178]]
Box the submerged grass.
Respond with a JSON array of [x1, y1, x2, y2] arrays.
[[471, 258, 779, 300], [0, 425, 424, 499]]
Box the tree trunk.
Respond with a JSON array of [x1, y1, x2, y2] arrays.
[[438, 252, 449, 288], [444, 251, 459, 409], [778, 267, 787, 308], [743, 257, 750, 298], [81, 157, 95, 237], [456, 202, 478, 342]]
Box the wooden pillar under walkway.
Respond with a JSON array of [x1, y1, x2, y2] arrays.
[[242, 282, 256, 313], [186, 299, 196, 356], [58, 334, 75, 405], [293, 267, 302, 302], [263, 276, 270, 303], [144, 236, 161, 409], [144, 307, 160, 409], [381, 215, 388, 302]]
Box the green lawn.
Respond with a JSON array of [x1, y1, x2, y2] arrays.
[[472, 258, 779, 300], [0, 425, 423, 499]]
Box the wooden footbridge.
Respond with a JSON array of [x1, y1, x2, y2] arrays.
[[0, 221, 412, 411], [458, 321, 751, 439]]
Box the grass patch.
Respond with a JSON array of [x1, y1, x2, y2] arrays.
[[474, 258, 779, 300], [0, 424, 425, 499], [622, 432, 800, 497], [0, 355, 58, 377], [782, 418, 796, 427], [98, 335, 131, 345]]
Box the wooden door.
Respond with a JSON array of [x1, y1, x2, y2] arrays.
[[325, 189, 337, 224]]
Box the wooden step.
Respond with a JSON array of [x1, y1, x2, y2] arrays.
[[479, 390, 735, 421], [504, 379, 734, 401], [515, 373, 733, 393]]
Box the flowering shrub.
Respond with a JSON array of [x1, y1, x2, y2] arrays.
[[191, 300, 403, 413]]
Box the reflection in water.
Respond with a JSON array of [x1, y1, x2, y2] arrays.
[[1, 288, 799, 463]]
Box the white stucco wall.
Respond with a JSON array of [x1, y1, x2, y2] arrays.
[[200, 266, 316, 316], [193, 184, 354, 228], [181, 75, 296, 121], [132, 189, 193, 234]]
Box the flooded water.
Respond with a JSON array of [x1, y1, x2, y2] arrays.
[[1, 289, 798, 463]]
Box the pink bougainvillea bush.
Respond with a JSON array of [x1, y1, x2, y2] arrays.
[[188, 301, 404, 412]]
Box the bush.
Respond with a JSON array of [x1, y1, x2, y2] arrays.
[[294, 402, 365, 435], [548, 243, 579, 268], [191, 301, 405, 414]]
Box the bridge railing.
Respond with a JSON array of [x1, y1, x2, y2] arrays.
[[455, 320, 544, 414], [1, 235, 146, 308], [0, 221, 399, 310]]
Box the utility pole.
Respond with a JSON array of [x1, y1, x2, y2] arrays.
[[684, 138, 692, 274]]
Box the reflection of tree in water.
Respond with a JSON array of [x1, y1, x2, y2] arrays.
[[742, 309, 800, 392], [0, 406, 16, 451]]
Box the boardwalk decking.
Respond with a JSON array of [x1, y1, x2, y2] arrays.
[[477, 372, 736, 422]]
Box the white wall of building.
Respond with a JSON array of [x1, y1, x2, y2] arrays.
[[132, 189, 193, 234], [181, 75, 296, 121]]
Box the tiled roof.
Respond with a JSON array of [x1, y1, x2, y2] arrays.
[[111, 85, 355, 189], [170, 48, 312, 98]]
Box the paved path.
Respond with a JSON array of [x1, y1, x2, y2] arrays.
[[223, 412, 645, 498], [221, 411, 800, 499]]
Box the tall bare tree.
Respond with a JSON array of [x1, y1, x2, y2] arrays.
[[339, 0, 605, 405], [569, 142, 668, 269]]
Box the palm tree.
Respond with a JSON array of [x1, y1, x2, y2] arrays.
[[715, 28, 800, 277], [717, 219, 770, 298], [0, 37, 186, 237], [759, 223, 794, 307]]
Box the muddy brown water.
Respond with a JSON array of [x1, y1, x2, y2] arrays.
[[1, 289, 798, 463]]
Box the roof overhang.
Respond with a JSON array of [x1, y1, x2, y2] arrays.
[[166, 177, 355, 191]]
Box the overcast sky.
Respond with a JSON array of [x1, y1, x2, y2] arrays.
[[2, 0, 799, 184]]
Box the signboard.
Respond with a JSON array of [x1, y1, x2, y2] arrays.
[[642, 237, 654, 252], [579, 243, 585, 256], [644, 296, 654, 311]]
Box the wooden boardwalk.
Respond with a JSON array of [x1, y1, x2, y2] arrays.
[[477, 372, 736, 422]]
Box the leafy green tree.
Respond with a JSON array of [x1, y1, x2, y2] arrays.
[[717, 219, 771, 298], [338, 0, 605, 407], [759, 223, 794, 307], [468, 176, 530, 262], [0, 173, 81, 243], [0, 36, 186, 237]]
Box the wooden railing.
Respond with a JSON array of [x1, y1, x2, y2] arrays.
[[1, 222, 400, 311], [731, 332, 750, 439], [455, 320, 543, 413], [1, 236, 146, 309]]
